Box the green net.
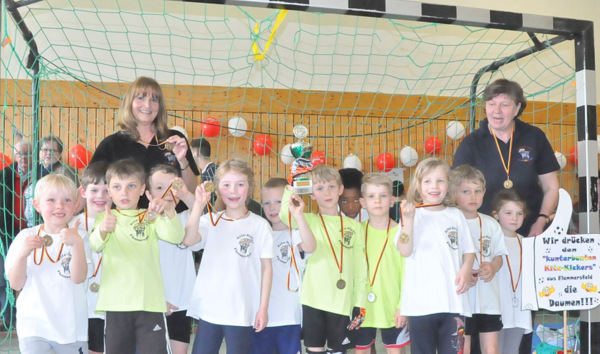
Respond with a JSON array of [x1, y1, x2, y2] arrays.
[[1, 0, 581, 351]]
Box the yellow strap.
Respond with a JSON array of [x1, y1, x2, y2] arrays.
[[252, 10, 288, 61]]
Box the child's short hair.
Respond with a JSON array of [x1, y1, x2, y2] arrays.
[[449, 165, 486, 190], [34, 173, 78, 201], [147, 164, 181, 189], [263, 177, 288, 190], [191, 138, 211, 158], [339, 168, 363, 192], [491, 189, 528, 216], [311, 164, 342, 186], [81, 162, 109, 189], [105, 159, 146, 185], [406, 157, 452, 205], [361, 173, 393, 195], [215, 158, 255, 204]]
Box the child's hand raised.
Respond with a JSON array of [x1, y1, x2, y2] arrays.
[[400, 200, 415, 219], [61, 219, 83, 246], [21, 234, 44, 257], [99, 204, 117, 234], [194, 183, 213, 203], [289, 193, 305, 216], [170, 177, 190, 198]]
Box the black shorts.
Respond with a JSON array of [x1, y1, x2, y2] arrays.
[[302, 305, 353, 352], [464, 314, 503, 335], [166, 310, 192, 343], [354, 326, 410, 349], [88, 318, 105, 353]]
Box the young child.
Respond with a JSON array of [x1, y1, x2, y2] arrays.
[[89, 158, 184, 353], [450, 165, 507, 354], [251, 177, 316, 354], [492, 189, 532, 354], [355, 173, 409, 354], [74, 162, 111, 354], [185, 158, 273, 353], [339, 167, 369, 222], [280, 164, 368, 354], [395, 157, 475, 354], [5, 174, 88, 353], [147, 164, 200, 354]]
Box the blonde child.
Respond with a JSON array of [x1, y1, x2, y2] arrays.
[[74, 162, 111, 354], [279, 164, 367, 354], [185, 158, 273, 353], [450, 165, 507, 354], [147, 164, 200, 354], [355, 173, 409, 354], [251, 177, 316, 354], [89, 159, 184, 353], [492, 189, 532, 354], [395, 157, 475, 354], [5, 174, 88, 353]]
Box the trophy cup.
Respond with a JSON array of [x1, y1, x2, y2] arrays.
[[288, 125, 314, 195]]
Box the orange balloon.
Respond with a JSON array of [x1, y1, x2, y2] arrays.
[[0, 153, 12, 169], [376, 152, 395, 172], [311, 150, 326, 166], [201, 118, 221, 137], [253, 134, 273, 156], [69, 144, 92, 169], [425, 136, 442, 154], [570, 146, 578, 164]]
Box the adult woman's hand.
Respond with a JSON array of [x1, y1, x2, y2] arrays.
[[528, 171, 559, 236]]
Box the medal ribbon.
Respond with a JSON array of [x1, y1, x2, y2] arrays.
[[115, 208, 148, 224], [415, 202, 443, 208], [364, 219, 391, 288], [491, 124, 514, 184], [137, 135, 171, 150], [206, 201, 249, 226], [475, 215, 483, 266], [286, 212, 301, 292], [319, 213, 344, 277], [505, 235, 522, 294], [33, 225, 65, 265]]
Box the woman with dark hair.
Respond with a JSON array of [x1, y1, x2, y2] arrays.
[[91, 77, 199, 209], [453, 78, 559, 237]]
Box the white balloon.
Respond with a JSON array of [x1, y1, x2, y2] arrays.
[[555, 151, 567, 170], [343, 154, 362, 171], [400, 146, 419, 167], [228, 117, 248, 137], [280, 144, 295, 165], [170, 125, 188, 139], [446, 121, 465, 140]]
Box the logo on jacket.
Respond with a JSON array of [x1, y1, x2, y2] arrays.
[[518, 147, 532, 162]]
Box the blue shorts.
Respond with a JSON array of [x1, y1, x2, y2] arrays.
[[251, 325, 302, 354], [191, 317, 254, 354], [409, 313, 465, 354], [354, 326, 410, 349]]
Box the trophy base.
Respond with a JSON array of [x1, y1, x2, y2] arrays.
[[293, 179, 313, 195]]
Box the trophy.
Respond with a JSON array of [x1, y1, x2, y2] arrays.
[[288, 124, 314, 195]]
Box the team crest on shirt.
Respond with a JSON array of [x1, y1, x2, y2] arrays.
[[131, 220, 149, 241], [341, 227, 355, 248], [518, 146, 532, 162], [276, 241, 292, 263], [481, 235, 492, 257], [162, 149, 179, 167], [235, 234, 254, 257], [445, 227, 459, 250], [57, 252, 72, 279]]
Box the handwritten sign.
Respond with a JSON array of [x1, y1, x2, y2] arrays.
[[522, 189, 600, 311]]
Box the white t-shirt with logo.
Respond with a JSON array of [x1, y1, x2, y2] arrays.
[[5, 225, 88, 344], [187, 212, 273, 326]]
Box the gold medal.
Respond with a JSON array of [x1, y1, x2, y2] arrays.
[[503, 179, 513, 189], [399, 232, 410, 244], [204, 182, 216, 193], [171, 179, 184, 191], [90, 282, 100, 293], [145, 211, 157, 224], [336, 279, 346, 289], [165, 142, 175, 151], [367, 292, 376, 303], [43, 235, 53, 247]]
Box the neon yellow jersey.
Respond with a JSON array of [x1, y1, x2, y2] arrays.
[[280, 188, 367, 316], [361, 222, 405, 328]]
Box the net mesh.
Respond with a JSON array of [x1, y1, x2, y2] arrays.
[[0, 0, 581, 351]]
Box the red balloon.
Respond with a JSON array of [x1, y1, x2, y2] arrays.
[[253, 134, 273, 156], [69, 144, 92, 169], [570, 146, 578, 164], [201, 118, 221, 137], [376, 152, 395, 172], [0, 153, 12, 169], [311, 150, 326, 166], [425, 136, 442, 154]]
